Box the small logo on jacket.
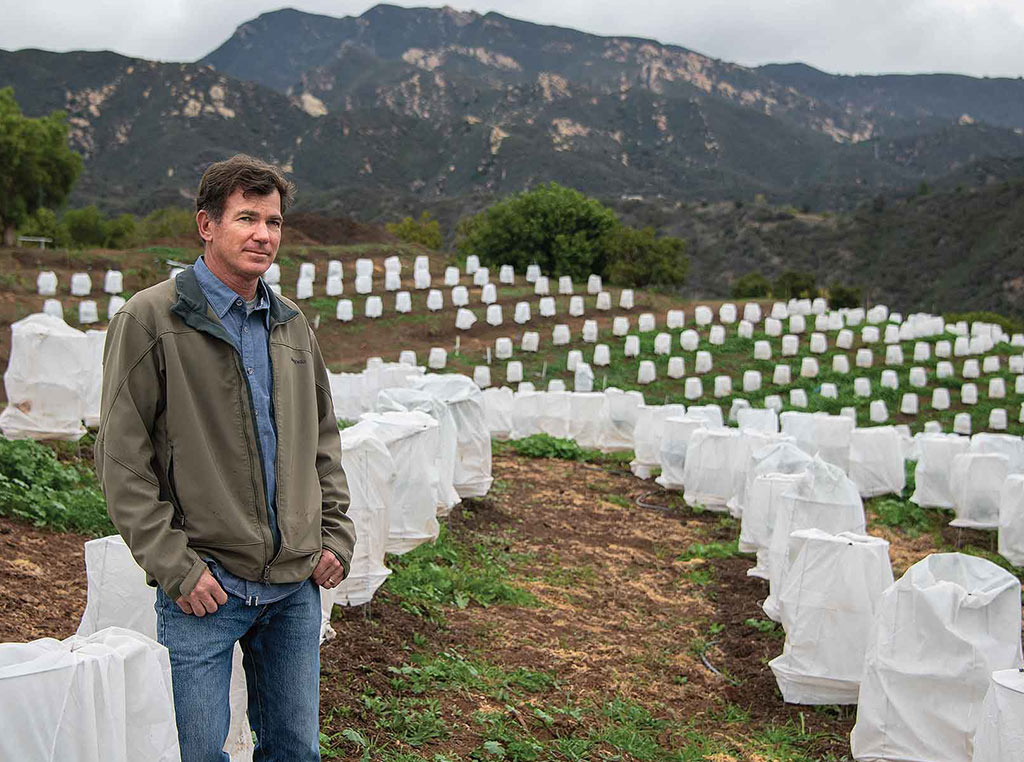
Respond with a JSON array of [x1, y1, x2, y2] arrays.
[[291, 357, 307, 364]]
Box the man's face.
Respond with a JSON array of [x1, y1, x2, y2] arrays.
[[198, 187, 283, 283]]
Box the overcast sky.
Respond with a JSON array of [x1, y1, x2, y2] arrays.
[[4, 0, 1023, 78]]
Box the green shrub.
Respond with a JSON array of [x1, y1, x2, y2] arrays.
[[386, 211, 443, 249], [0, 438, 113, 536], [456, 182, 619, 281], [137, 206, 195, 242], [601, 225, 688, 288], [827, 281, 862, 309], [772, 270, 818, 299], [731, 271, 771, 298]]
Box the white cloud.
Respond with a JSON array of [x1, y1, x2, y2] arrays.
[[1, 0, 1022, 78]]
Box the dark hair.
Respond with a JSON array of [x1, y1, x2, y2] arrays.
[[195, 154, 296, 221]]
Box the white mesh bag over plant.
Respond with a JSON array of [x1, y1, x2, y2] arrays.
[[0, 314, 92, 441], [849, 426, 906, 498], [970, 433, 1024, 474], [731, 439, 809, 523], [972, 669, 1024, 762], [655, 416, 707, 491], [0, 627, 183, 762], [73, 536, 252, 760], [359, 411, 441, 554], [998, 474, 1024, 567], [910, 433, 971, 508], [375, 387, 461, 516], [481, 387, 514, 441], [599, 388, 644, 452], [569, 391, 606, 449], [948, 453, 1009, 529], [779, 411, 855, 473], [630, 403, 687, 479], [681, 428, 743, 510], [851, 553, 1023, 762], [768, 530, 894, 704], [763, 457, 866, 621], [411, 374, 493, 498], [329, 421, 395, 606]]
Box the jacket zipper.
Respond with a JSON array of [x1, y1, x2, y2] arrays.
[[234, 352, 277, 582]]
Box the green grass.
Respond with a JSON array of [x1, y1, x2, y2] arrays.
[[385, 525, 537, 621], [0, 437, 113, 536], [677, 539, 741, 561], [504, 434, 596, 461]]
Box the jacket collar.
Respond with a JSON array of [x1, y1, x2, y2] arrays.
[[171, 264, 299, 336]]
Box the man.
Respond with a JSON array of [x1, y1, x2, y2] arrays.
[[95, 154, 355, 761]]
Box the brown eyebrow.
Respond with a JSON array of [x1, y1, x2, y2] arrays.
[[237, 209, 284, 223]]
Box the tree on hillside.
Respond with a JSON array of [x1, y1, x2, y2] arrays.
[[773, 270, 818, 299], [456, 182, 619, 280], [0, 87, 82, 246], [601, 226, 688, 289], [387, 211, 442, 249]]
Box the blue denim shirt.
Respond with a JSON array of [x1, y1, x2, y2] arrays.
[[193, 256, 304, 605]]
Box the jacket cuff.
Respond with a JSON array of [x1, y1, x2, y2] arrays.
[[322, 538, 352, 580], [165, 557, 209, 600]]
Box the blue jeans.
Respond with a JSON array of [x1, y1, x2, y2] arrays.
[[155, 579, 321, 762]]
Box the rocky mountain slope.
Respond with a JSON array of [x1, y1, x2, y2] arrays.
[[2, 4, 1024, 214]]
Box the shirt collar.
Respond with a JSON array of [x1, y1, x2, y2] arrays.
[[194, 255, 270, 323]]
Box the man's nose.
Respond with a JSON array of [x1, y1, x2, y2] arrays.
[[252, 220, 270, 242]]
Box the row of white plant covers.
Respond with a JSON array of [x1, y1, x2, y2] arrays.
[[472, 387, 1024, 760]]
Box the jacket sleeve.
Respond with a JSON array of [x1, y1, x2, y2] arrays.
[[310, 327, 356, 577], [94, 311, 208, 600]]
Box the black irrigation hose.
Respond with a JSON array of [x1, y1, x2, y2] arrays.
[[699, 642, 724, 677], [635, 490, 676, 512]]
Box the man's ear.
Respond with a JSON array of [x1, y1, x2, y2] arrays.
[[196, 210, 216, 243]]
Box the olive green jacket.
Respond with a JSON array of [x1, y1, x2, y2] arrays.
[[95, 266, 355, 600]]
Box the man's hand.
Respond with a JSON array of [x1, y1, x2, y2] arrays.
[[312, 549, 344, 589], [175, 568, 228, 616]]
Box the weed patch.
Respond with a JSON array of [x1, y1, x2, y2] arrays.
[[386, 526, 537, 621], [0, 438, 113, 536], [677, 539, 741, 561]]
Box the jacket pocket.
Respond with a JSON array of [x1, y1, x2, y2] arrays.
[[166, 446, 185, 529]]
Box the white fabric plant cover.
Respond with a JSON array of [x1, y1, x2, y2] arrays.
[[681, 428, 743, 510], [973, 669, 1024, 762], [75, 536, 252, 760], [970, 433, 1024, 474], [375, 388, 460, 515], [0, 627, 181, 762], [70, 272, 91, 296], [481, 387, 514, 440], [948, 453, 1009, 529], [910, 433, 971, 508], [0, 313, 93, 440], [37, 270, 58, 296], [78, 300, 99, 324], [444, 266, 459, 287], [451, 286, 469, 307], [601, 388, 644, 452], [630, 403, 687, 479], [536, 391, 571, 439], [568, 295, 584, 316], [568, 392, 606, 449], [655, 416, 707, 490], [742, 472, 806, 580], [736, 408, 778, 434], [81, 329, 106, 428], [732, 440, 811, 524], [510, 391, 542, 440], [103, 270, 123, 294], [779, 412, 855, 472], [851, 553, 1023, 762], [763, 457, 866, 621], [385, 271, 402, 292], [998, 474, 1024, 566], [849, 426, 906, 498], [574, 363, 594, 392], [768, 530, 894, 705], [360, 411, 441, 554], [324, 422, 394, 609], [411, 374, 493, 498]]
